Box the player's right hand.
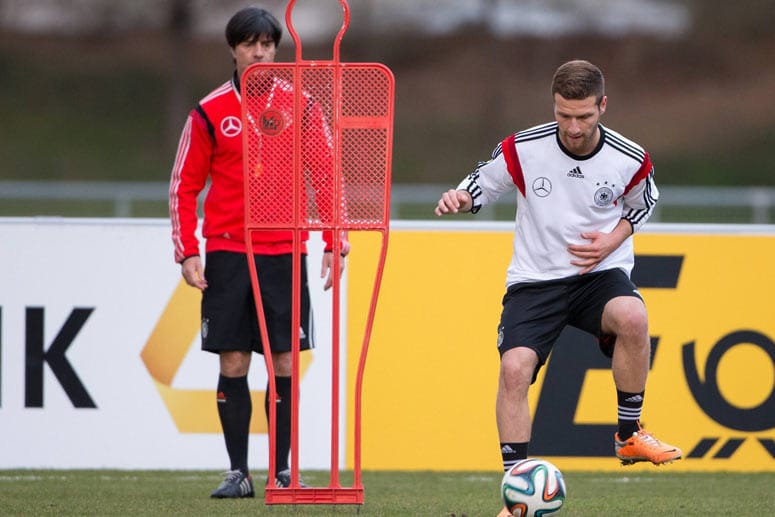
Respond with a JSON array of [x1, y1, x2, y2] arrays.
[[434, 189, 472, 216], [181, 255, 208, 290]]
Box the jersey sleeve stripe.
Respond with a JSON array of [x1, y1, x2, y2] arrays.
[[606, 140, 643, 163], [492, 141, 503, 159], [515, 121, 557, 140], [501, 134, 526, 196], [170, 116, 193, 262], [624, 169, 657, 231], [603, 129, 646, 163], [459, 167, 484, 210], [195, 105, 215, 141], [199, 81, 232, 104], [623, 152, 653, 195]]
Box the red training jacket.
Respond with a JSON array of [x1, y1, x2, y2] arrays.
[[169, 74, 339, 263]]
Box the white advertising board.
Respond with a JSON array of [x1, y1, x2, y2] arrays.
[[0, 218, 343, 469]]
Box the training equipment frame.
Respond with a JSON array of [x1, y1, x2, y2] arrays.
[[242, 0, 394, 505]]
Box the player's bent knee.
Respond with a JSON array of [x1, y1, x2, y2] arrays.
[[500, 348, 538, 391], [603, 297, 648, 337]]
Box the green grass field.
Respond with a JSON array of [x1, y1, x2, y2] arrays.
[[2, 470, 773, 516]]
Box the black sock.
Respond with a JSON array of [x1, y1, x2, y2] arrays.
[[501, 442, 528, 472], [265, 376, 292, 473], [216, 374, 251, 474], [617, 389, 644, 438]]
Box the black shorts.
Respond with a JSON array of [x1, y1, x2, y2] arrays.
[[497, 268, 643, 381], [200, 251, 314, 355]]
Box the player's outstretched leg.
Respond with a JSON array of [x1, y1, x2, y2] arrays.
[[614, 423, 682, 465]]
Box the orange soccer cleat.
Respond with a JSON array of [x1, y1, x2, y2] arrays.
[[615, 425, 683, 465]]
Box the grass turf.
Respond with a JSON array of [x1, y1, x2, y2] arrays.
[[1, 470, 773, 516]]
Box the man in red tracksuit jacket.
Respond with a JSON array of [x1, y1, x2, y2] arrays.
[[169, 6, 347, 498]]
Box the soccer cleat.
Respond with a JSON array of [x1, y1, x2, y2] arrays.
[[615, 426, 682, 465], [273, 468, 308, 488], [497, 506, 513, 517], [210, 469, 255, 498]]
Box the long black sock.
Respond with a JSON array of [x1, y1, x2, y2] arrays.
[[265, 376, 292, 472], [617, 389, 644, 438], [216, 374, 251, 474], [501, 442, 529, 472]]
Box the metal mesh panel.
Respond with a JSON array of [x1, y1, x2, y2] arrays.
[[243, 65, 295, 227], [341, 66, 392, 227], [300, 66, 335, 229], [243, 63, 392, 231]]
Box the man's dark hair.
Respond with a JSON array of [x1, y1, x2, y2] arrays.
[[551, 60, 605, 105], [225, 7, 282, 48]]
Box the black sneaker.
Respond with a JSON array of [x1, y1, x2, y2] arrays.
[[273, 468, 307, 488], [210, 469, 255, 498]]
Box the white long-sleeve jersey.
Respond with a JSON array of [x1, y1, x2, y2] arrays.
[[458, 122, 658, 286]]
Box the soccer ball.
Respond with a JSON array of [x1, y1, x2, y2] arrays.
[[501, 458, 566, 517]]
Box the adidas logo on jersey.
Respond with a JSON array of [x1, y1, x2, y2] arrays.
[[567, 166, 584, 178]]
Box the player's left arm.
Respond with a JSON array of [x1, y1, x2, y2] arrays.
[[568, 155, 659, 274], [568, 219, 634, 274], [321, 237, 351, 290], [620, 154, 659, 234], [303, 98, 350, 290]]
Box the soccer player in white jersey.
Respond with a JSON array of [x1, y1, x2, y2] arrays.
[[434, 60, 681, 516]]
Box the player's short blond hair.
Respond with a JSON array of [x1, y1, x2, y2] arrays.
[[551, 60, 605, 105]]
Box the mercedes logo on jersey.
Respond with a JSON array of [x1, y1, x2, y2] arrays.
[[532, 177, 552, 198], [221, 116, 242, 138]]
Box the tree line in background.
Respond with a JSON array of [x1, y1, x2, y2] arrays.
[[0, 0, 773, 187]]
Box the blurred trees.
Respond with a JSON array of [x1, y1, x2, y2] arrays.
[[690, 0, 775, 40], [163, 0, 193, 151], [0, 1, 773, 185]]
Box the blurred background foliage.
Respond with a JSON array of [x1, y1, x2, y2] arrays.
[[0, 0, 774, 219]]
